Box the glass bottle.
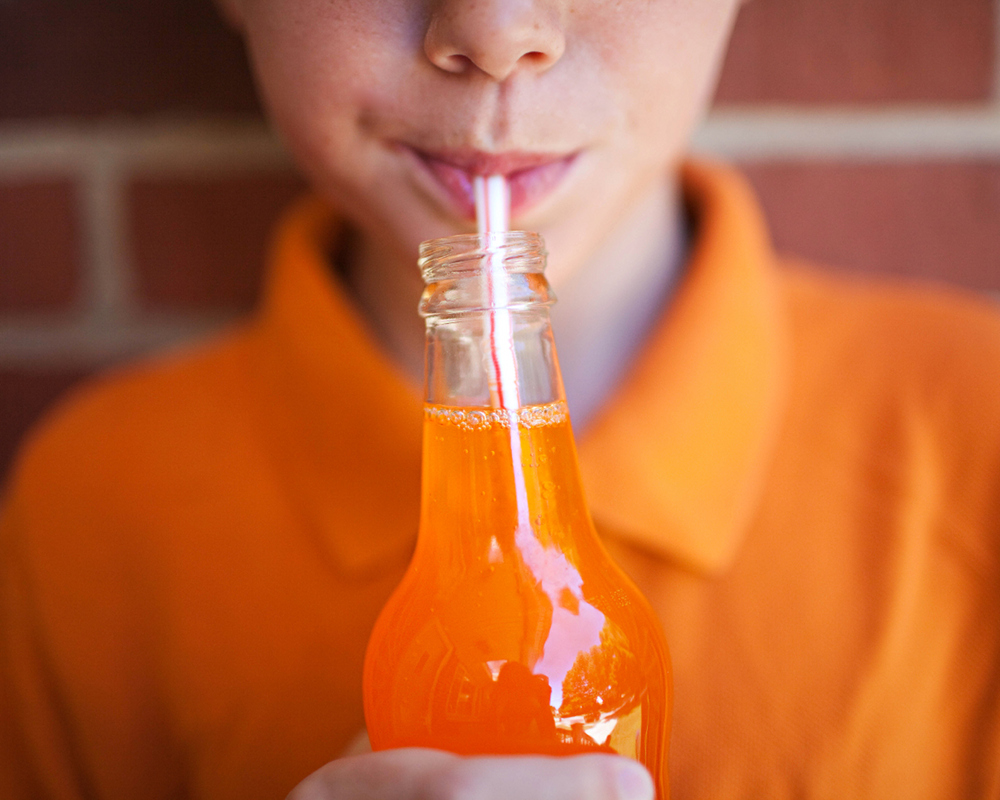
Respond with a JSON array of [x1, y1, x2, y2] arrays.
[[363, 231, 672, 796]]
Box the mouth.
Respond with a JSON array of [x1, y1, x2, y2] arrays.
[[399, 146, 579, 221]]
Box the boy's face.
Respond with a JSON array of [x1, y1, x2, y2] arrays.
[[224, 0, 742, 275]]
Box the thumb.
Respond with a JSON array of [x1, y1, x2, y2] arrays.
[[288, 748, 655, 800]]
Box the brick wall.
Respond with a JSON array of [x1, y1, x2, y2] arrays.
[[1, 0, 999, 482]]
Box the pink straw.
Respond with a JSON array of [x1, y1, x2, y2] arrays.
[[473, 175, 520, 410], [475, 173, 509, 234], [474, 175, 531, 532]]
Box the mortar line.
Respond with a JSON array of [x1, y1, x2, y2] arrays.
[[693, 108, 1000, 160], [0, 120, 290, 175], [0, 314, 238, 367], [994, 0, 1000, 102], [79, 144, 136, 323]]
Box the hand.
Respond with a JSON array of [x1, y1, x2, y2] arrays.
[[287, 748, 656, 800]]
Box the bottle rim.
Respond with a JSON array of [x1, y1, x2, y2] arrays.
[[418, 231, 547, 284]]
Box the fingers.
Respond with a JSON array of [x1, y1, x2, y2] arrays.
[[288, 749, 453, 800], [287, 748, 655, 800], [424, 752, 655, 800]]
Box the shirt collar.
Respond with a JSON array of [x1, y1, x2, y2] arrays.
[[577, 162, 789, 573], [255, 202, 423, 577], [256, 161, 788, 577]]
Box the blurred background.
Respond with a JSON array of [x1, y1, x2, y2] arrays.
[[1, 0, 998, 483]]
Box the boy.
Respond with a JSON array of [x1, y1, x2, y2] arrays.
[[3, 1, 1000, 798]]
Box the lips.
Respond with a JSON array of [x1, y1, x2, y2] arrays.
[[403, 146, 578, 220]]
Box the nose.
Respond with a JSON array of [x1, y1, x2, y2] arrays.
[[424, 0, 566, 82]]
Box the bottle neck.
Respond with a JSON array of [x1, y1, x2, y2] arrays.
[[422, 307, 564, 408], [419, 232, 563, 410], [416, 231, 591, 559]]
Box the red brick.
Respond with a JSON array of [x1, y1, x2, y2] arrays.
[[0, 0, 259, 119], [0, 368, 92, 486], [717, 0, 995, 104], [129, 171, 307, 311], [741, 161, 1000, 292], [0, 180, 82, 312]]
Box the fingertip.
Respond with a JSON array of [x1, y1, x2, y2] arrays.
[[613, 761, 655, 800], [569, 754, 655, 800]]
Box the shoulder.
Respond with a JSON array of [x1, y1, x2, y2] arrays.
[[3, 323, 267, 549], [777, 262, 1000, 572], [778, 260, 1000, 402]]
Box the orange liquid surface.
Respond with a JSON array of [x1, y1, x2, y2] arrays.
[[364, 402, 671, 794]]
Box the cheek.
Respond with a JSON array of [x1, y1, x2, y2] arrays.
[[241, 0, 413, 167], [584, 1, 739, 153]]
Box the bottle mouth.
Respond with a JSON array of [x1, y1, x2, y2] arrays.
[[418, 231, 547, 284], [418, 230, 555, 319]]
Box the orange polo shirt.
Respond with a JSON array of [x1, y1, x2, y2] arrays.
[[2, 162, 999, 800]]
